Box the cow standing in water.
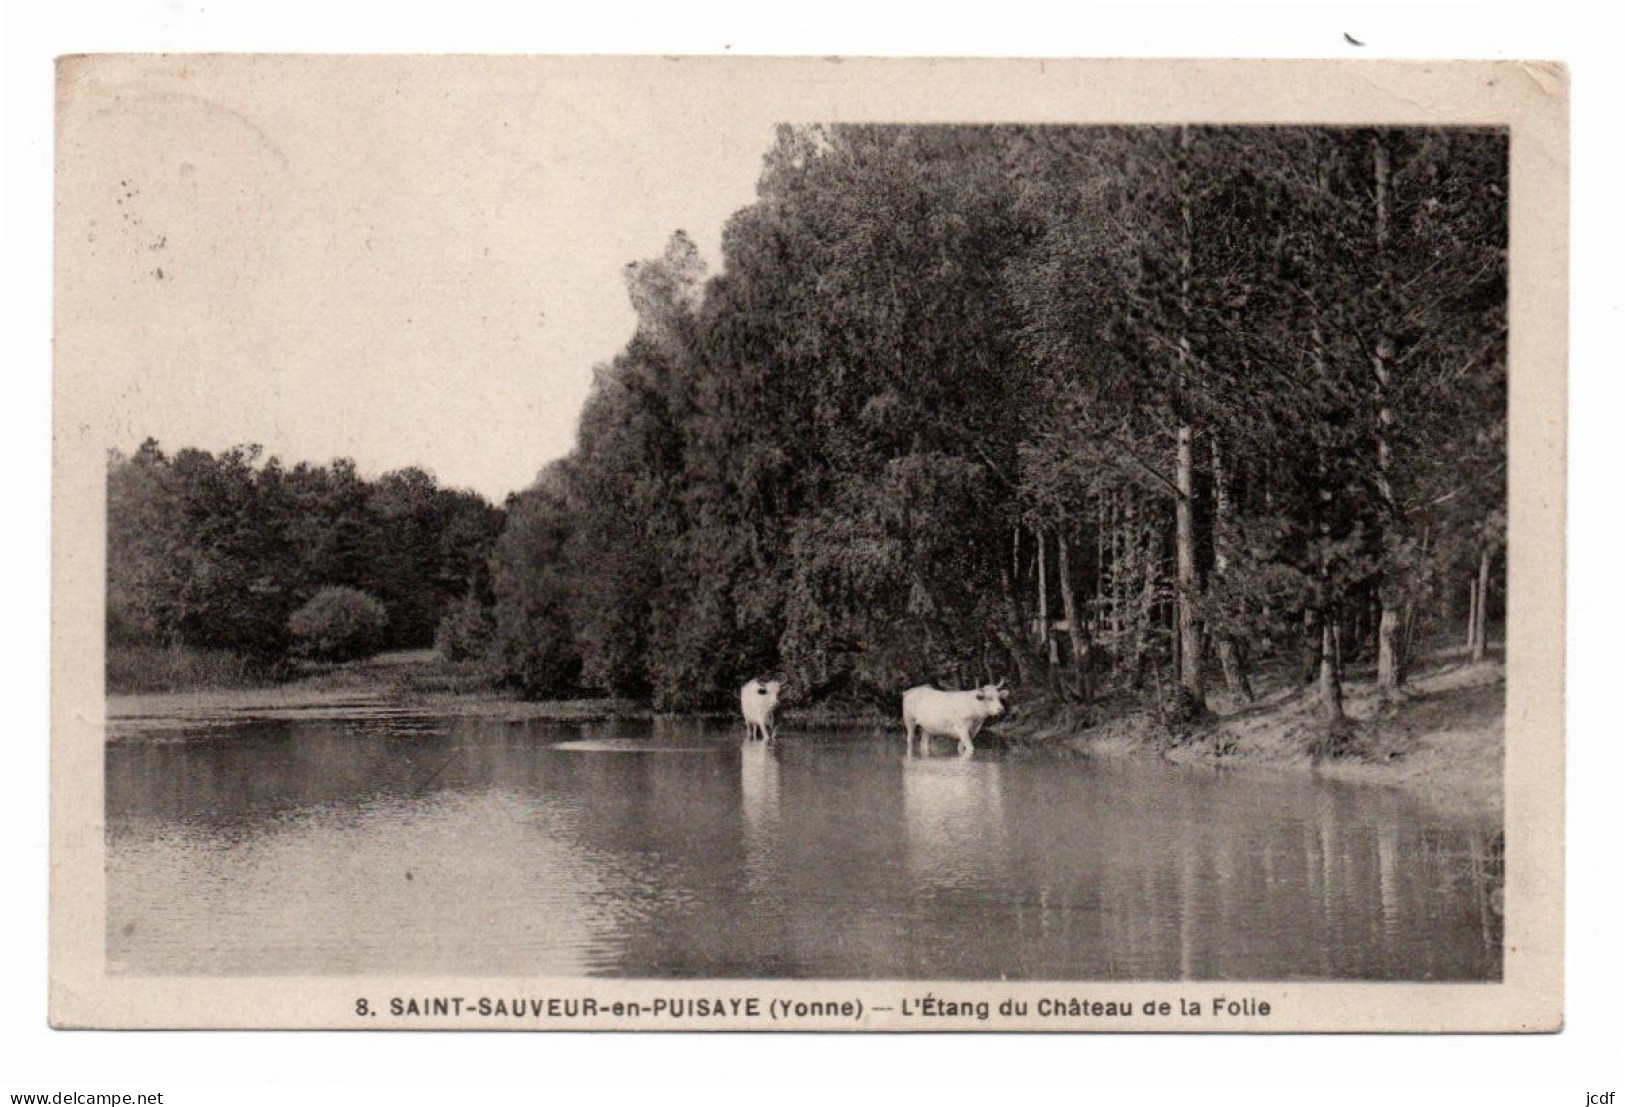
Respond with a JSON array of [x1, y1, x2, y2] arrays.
[[901, 682, 1007, 757], [740, 678, 783, 743]]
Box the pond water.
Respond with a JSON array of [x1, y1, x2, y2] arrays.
[[105, 715, 1502, 980]]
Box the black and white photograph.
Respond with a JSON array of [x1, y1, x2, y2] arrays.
[[47, 55, 1567, 1032]]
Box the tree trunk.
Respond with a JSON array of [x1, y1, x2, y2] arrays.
[[1035, 525, 1049, 650], [1371, 131, 1406, 701], [1057, 530, 1091, 701], [1310, 316, 1346, 722], [1175, 423, 1203, 702], [1466, 575, 1481, 655], [1472, 546, 1492, 662], [1209, 437, 1253, 703], [1318, 619, 1345, 724], [1132, 500, 1156, 690], [1399, 524, 1430, 678], [997, 567, 1038, 689], [1172, 126, 1205, 710], [1376, 605, 1403, 696], [1094, 493, 1107, 654], [1109, 490, 1124, 652], [1301, 607, 1321, 686], [1217, 639, 1251, 705]]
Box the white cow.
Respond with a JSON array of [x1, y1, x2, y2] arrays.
[[901, 681, 1007, 757], [740, 678, 783, 743]]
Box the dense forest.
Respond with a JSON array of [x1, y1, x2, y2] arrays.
[[107, 440, 504, 679], [480, 124, 1507, 732], [105, 125, 1507, 738]]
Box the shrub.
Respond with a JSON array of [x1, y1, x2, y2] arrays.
[[489, 586, 581, 698], [435, 593, 495, 663], [1162, 685, 1206, 727], [288, 586, 388, 662]]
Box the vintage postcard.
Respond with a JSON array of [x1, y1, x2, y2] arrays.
[[51, 56, 1567, 1031]]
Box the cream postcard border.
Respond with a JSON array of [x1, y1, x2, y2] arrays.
[[50, 56, 1567, 1031]]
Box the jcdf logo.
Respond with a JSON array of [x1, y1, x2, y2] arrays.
[[1586, 1094, 1616, 1105]]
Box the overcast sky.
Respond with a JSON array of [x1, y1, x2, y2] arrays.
[[60, 57, 775, 502]]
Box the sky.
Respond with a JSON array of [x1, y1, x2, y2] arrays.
[[58, 56, 776, 502]]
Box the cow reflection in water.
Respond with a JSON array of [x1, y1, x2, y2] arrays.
[[901, 755, 1007, 889], [739, 739, 781, 838]]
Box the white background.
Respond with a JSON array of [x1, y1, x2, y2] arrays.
[[3, 2, 1621, 1102]]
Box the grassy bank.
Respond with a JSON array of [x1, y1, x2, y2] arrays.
[[105, 648, 651, 733], [1007, 653, 1504, 817], [108, 646, 889, 727], [106, 644, 290, 694], [108, 645, 520, 700]]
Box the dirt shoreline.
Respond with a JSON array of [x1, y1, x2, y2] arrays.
[[1007, 658, 1505, 819]]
